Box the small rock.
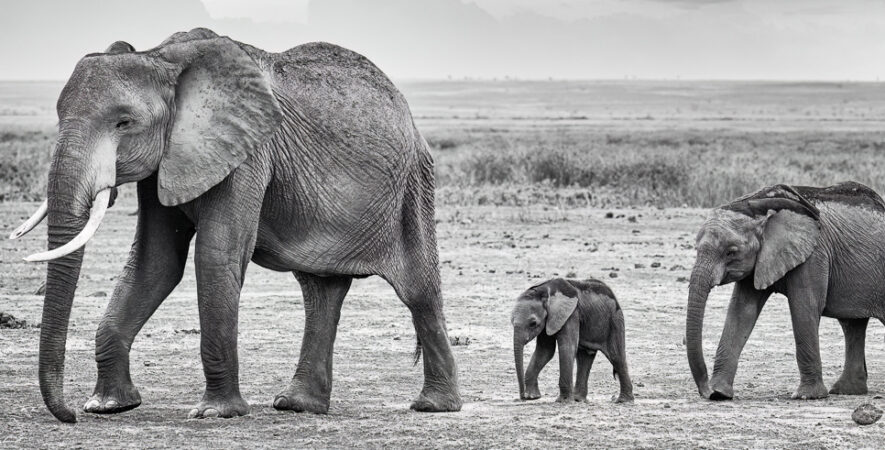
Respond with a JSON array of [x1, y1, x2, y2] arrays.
[[609, 272, 618, 278], [634, 263, 646, 269], [874, 394, 884, 400], [393, 336, 401, 340], [89, 291, 108, 297], [627, 216, 637, 223], [669, 264, 686, 271], [852, 403, 883, 425], [650, 262, 662, 268], [604, 212, 614, 219], [34, 282, 46, 295], [663, 403, 671, 409], [144, 361, 153, 367], [565, 271, 577, 278], [632, 230, 640, 234], [677, 277, 689, 283]]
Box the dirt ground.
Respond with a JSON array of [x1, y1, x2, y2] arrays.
[[1, 200, 884, 448]]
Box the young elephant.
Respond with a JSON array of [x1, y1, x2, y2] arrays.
[[686, 182, 885, 401], [512, 278, 633, 403]]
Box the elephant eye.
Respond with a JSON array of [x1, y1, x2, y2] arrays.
[[116, 118, 133, 130], [725, 247, 739, 257]]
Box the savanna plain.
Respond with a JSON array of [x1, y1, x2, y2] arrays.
[[3, 80, 885, 448]]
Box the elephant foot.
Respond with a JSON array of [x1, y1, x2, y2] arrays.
[[574, 394, 588, 403], [187, 395, 250, 419], [522, 384, 542, 400], [613, 392, 634, 403], [554, 394, 575, 403], [84, 383, 141, 414], [791, 381, 829, 400], [410, 387, 462, 412], [829, 378, 868, 395], [708, 378, 734, 401], [273, 387, 330, 414]]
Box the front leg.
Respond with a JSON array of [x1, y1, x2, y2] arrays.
[[555, 318, 580, 402], [86, 176, 195, 414], [786, 267, 829, 400], [708, 279, 770, 400], [523, 333, 556, 400]]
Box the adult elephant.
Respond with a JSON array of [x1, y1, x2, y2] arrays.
[[685, 181, 885, 401], [11, 28, 461, 423]]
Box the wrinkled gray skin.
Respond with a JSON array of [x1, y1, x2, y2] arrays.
[[22, 28, 460, 423], [512, 278, 633, 403], [687, 182, 885, 401]]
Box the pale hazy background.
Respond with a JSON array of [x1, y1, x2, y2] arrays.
[[1, 0, 884, 81]]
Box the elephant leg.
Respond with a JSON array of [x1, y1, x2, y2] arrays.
[[830, 318, 869, 395], [555, 321, 579, 402], [709, 280, 770, 400], [86, 177, 194, 414], [574, 349, 596, 402], [787, 289, 828, 400], [274, 273, 352, 414], [187, 203, 262, 419], [524, 333, 556, 400]]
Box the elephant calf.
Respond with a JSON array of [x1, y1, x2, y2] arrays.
[[687, 182, 885, 401], [512, 278, 633, 403]]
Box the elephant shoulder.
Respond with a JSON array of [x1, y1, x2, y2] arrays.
[[565, 278, 620, 311], [791, 182, 885, 213]]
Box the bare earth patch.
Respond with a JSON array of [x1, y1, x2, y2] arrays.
[[1, 201, 884, 448]]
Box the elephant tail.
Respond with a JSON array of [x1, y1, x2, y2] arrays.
[[413, 336, 422, 366]]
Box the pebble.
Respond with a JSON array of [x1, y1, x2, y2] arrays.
[[852, 403, 882, 425]]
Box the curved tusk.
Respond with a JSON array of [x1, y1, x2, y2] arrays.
[[24, 189, 111, 263], [9, 200, 48, 240]]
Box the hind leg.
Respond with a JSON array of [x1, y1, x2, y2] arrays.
[[389, 266, 461, 412], [274, 272, 352, 414], [830, 318, 869, 395]]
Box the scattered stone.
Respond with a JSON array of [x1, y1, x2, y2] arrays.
[[393, 336, 401, 341], [144, 361, 153, 367], [605, 212, 614, 219], [0, 312, 31, 329], [852, 403, 883, 425], [634, 263, 645, 269], [609, 272, 618, 278], [663, 403, 671, 409], [627, 216, 637, 223], [632, 230, 641, 234], [34, 282, 46, 295], [677, 277, 689, 283], [565, 271, 577, 278], [89, 291, 108, 297], [175, 329, 200, 335], [669, 265, 686, 271], [450, 336, 470, 346], [874, 394, 884, 400], [650, 262, 662, 268]]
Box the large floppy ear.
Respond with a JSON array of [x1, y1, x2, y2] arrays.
[[753, 209, 820, 290], [544, 280, 579, 335], [155, 36, 283, 206]]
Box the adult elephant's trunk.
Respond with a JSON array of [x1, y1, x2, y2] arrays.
[[514, 335, 525, 399], [33, 137, 115, 423], [685, 259, 718, 399]]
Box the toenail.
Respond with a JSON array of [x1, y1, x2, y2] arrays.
[[106, 400, 119, 408], [187, 408, 200, 419], [203, 408, 219, 418], [273, 397, 288, 409], [84, 399, 99, 410]]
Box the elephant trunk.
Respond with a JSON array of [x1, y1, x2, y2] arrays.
[[514, 335, 526, 399], [37, 137, 115, 423], [685, 259, 718, 399]]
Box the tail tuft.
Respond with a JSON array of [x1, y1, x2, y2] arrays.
[[413, 336, 422, 366]]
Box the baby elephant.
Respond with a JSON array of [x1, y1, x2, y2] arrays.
[[512, 278, 633, 403]]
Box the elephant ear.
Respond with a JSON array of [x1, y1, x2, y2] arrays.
[[754, 209, 820, 290], [544, 280, 579, 335], [155, 37, 282, 206]]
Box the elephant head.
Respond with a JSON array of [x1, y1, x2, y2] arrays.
[[11, 29, 283, 422], [511, 280, 579, 399], [685, 185, 820, 398]]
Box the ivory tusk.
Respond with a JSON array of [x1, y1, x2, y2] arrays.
[[24, 189, 111, 263], [9, 200, 48, 239]]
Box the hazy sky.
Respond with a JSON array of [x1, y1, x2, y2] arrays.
[[1, 0, 883, 80]]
